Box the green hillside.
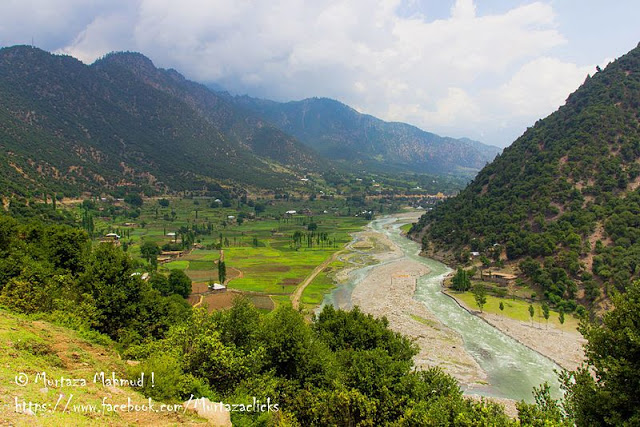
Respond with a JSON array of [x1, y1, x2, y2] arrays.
[[412, 42, 640, 312], [0, 310, 208, 426], [0, 46, 324, 198]]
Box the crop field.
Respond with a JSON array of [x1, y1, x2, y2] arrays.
[[300, 259, 346, 310], [84, 196, 371, 311]]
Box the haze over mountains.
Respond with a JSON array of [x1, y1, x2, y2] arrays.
[[0, 45, 499, 197], [232, 95, 501, 175]]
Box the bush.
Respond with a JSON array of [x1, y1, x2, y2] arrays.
[[128, 353, 212, 401]]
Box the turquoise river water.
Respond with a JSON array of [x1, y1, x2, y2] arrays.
[[321, 215, 562, 402]]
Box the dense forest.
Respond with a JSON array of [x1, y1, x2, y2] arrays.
[[412, 43, 640, 314]]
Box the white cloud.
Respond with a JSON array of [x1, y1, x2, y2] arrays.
[[0, 0, 607, 147], [494, 57, 593, 117]]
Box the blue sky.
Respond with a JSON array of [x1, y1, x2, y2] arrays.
[[0, 0, 638, 147]]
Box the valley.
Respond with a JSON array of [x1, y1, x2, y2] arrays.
[[1, 33, 640, 424]]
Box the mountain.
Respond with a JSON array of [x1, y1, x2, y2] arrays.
[[93, 52, 324, 171], [411, 42, 640, 311], [233, 96, 501, 175], [0, 46, 324, 198]]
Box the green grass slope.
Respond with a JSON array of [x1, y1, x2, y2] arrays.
[[0, 310, 206, 426]]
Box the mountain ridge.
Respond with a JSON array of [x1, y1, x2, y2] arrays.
[[232, 94, 502, 175], [0, 46, 322, 197]]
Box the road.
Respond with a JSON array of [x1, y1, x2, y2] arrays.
[[291, 249, 345, 310]]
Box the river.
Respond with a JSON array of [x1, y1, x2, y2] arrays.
[[321, 215, 561, 402]]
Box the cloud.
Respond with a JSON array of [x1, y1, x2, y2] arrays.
[[494, 57, 594, 117], [0, 0, 601, 146]]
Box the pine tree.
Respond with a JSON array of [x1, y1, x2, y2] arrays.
[[218, 260, 226, 284]]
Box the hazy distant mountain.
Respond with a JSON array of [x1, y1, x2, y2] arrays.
[[233, 95, 501, 175], [0, 46, 325, 197]]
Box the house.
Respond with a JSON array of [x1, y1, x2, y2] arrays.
[[285, 210, 297, 215], [99, 233, 121, 246], [481, 270, 517, 286], [208, 283, 226, 292], [161, 250, 184, 257]]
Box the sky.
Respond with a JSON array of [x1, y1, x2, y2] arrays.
[[0, 1, 638, 147]]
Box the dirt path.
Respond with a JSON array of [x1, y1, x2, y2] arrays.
[[291, 249, 345, 310], [193, 294, 204, 308]]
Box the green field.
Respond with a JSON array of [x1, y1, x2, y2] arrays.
[[81, 197, 372, 311], [300, 259, 347, 310], [452, 291, 580, 330]]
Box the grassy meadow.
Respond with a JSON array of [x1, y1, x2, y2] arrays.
[[452, 290, 580, 331]]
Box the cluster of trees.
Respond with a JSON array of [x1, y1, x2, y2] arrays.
[[290, 230, 336, 250], [126, 303, 516, 425], [0, 214, 191, 344], [126, 287, 640, 425]]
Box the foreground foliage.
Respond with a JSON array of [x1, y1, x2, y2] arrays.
[[126, 302, 517, 425], [5, 210, 638, 425]]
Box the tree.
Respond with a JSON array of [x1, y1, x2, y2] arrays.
[[44, 225, 89, 274], [558, 311, 565, 329], [472, 284, 487, 312], [140, 241, 161, 270], [124, 194, 143, 207], [79, 243, 143, 338], [499, 301, 505, 312], [168, 269, 192, 298], [542, 302, 550, 328], [218, 260, 226, 284], [561, 280, 640, 425], [451, 267, 471, 291], [260, 306, 326, 381], [528, 304, 535, 326], [517, 382, 571, 426]]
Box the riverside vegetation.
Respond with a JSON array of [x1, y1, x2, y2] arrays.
[[412, 43, 640, 320]]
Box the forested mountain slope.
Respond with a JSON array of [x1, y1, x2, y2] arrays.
[[411, 43, 640, 311], [0, 46, 324, 197]]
